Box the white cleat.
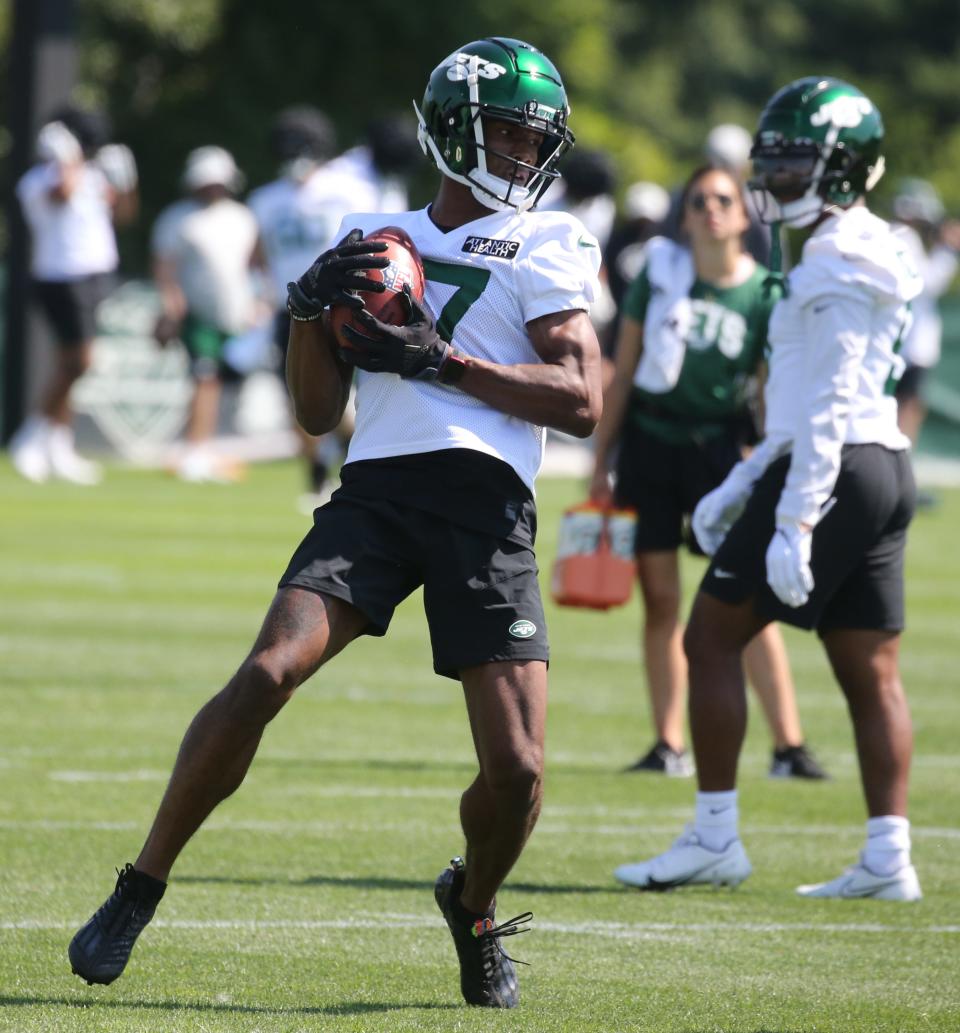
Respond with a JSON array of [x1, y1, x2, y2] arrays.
[[796, 861, 922, 901], [47, 426, 103, 485], [11, 438, 51, 483], [614, 826, 752, 890]]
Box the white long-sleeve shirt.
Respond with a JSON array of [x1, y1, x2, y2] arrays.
[[760, 206, 921, 527]]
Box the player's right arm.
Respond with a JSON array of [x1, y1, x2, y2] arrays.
[[286, 317, 354, 435], [284, 228, 389, 435]]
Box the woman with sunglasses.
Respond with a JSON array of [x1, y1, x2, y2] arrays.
[[590, 163, 824, 780]]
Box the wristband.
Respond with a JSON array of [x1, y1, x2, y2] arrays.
[[438, 350, 469, 385]]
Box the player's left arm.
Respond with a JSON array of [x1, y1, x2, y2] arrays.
[[452, 308, 603, 438]]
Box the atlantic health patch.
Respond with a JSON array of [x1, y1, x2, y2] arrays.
[[462, 236, 521, 260]]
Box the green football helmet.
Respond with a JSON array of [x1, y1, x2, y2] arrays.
[[749, 77, 885, 228], [414, 37, 575, 213]]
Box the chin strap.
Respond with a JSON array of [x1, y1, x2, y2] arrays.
[[763, 220, 789, 300]]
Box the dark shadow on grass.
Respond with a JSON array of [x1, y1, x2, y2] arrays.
[[0, 994, 460, 1017], [174, 873, 621, 895]]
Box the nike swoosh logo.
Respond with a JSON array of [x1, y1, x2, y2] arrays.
[[643, 876, 693, 891], [713, 569, 737, 579], [578, 237, 597, 248], [839, 877, 903, 898], [812, 303, 832, 314]]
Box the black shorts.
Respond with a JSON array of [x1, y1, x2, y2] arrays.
[[278, 491, 548, 680], [701, 444, 915, 632], [614, 423, 741, 554], [33, 273, 115, 346]]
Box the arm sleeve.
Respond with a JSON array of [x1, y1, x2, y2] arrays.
[[517, 220, 601, 323], [776, 291, 873, 527]]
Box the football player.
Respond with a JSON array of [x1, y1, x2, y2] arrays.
[[613, 78, 924, 901], [69, 39, 603, 1008], [10, 105, 137, 484]]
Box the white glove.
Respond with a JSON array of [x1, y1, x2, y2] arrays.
[[765, 521, 814, 608], [691, 481, 749, 556], [95, 143, 138, 191], [36, 121, 82, 164]]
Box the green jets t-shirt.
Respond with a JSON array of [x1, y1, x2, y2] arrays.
[[621, 262, 773, 444]]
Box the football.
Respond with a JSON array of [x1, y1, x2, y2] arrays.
[[327, 226, 425, 350]]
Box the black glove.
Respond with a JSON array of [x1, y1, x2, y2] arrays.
[[286, 228, 390, 322], [339, 288, 462, 381]]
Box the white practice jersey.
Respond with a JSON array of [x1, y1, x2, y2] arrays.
[[248, 163, 383, 304], [762, 206, 922, 527], [16, 162, 118, 280], [151, 197, 260, 334], [334, 206, 601, 494]]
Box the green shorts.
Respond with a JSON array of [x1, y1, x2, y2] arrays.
[[181, 314, 230, 379]]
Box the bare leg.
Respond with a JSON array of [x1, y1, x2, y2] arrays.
[[821, 629, 912, 817], [684, 592, 769, 791], [636, 550, 686, 750], [744, 623, 804, 749], [185, 376, 222, 444], [41, 340, 94, 425], [136, 588, 367, 880], [457, 660, 547, 915]]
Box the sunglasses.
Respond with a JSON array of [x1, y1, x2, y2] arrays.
[[689, 192, 736, 211]]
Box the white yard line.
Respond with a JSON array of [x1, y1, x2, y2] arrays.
[[2, 915, 958, 936]]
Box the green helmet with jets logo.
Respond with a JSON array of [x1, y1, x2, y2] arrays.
[[749, 77, 885, 227], [414, 37, 575, 214]]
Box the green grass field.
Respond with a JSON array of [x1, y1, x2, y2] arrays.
[[1, 457, 958, 1033]]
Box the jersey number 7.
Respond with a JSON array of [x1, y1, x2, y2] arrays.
[[422, 259, 491, 343]]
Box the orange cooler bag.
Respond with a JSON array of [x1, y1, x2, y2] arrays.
[[551, 503, 636, 610]]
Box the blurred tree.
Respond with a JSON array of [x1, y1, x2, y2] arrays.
[[3, 0, 957, 274]]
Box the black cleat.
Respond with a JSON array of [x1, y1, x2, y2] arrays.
[[622, 740, 694, 777], [69, 863, 166, 985], [434, 856, 531, 1009], [770, 744, 829, 780]]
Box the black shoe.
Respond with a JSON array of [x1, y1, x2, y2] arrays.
[[770, 744, 829, 780], [69, 863, 166, 985], [434, 856, 531, 1008], [622, 740, 694, 777]]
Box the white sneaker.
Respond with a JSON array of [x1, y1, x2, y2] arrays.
[[47, 426, 102, 485], [614, 826, 752, 890], [796, 860, 922, 901], [9, 417, 51, 483]]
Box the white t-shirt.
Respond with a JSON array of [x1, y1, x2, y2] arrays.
[[16, 162, 118, 280], [248, 162, 385, 304], [334, 206, 601, 495], [762, 206, 922, 526], [151, 197, 259, 334]]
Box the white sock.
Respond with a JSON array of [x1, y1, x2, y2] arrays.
[[863, 815, 911, 876], [11, 414, 51, 448], [694, 790, 739, 851]]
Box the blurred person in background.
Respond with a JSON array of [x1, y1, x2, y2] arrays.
[[10, 105, 138, 485], [889, 178, 960, 506], [663, 123, 773, 266], [615, 78, 923, 901], [151, 146, 263, 483], [249, 107, 400, 509], [603, 180, 671, 359], [542, 147, 619, 383], [326, 113, 421, 214], [590, 163, 825, 781]]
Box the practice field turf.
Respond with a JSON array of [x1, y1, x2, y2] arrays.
[[1, 457, 958, 1033]]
